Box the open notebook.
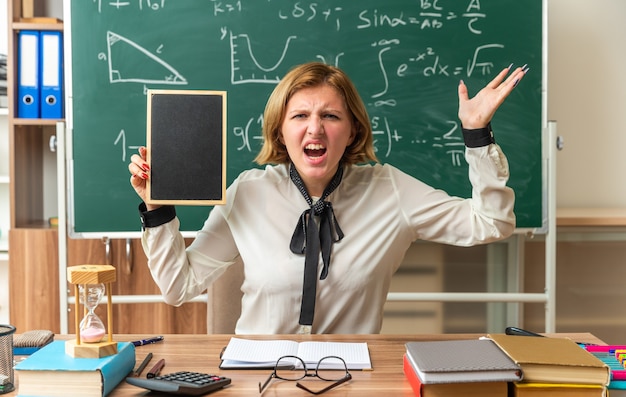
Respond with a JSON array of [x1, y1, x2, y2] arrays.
[[219, 337, 372, 370]]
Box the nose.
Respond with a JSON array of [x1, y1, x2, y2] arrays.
[[307, 115, 324, 135]]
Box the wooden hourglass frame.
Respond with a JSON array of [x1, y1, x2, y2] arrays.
[[65, 264, 118, 358]]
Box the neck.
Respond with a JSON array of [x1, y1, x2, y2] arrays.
[[301, 167, 341, 198], [289, 163, 344, 201], [305, 180, 328, 198]]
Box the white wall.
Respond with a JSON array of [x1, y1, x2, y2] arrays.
[[549, 0, 626, 207], [0, 0, 8, 325]]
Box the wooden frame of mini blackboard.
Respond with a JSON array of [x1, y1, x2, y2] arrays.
[[146, 89, 227, 206]]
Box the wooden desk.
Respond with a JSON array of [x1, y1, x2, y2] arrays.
[[9, 333, 603, 396], [557, 207, 626, 227]]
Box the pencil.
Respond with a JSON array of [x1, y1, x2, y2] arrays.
[[147, 358, 166, 378], [135, 352, 153, 376]]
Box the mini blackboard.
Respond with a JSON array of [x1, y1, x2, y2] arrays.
[[146, 90, 226, 206]]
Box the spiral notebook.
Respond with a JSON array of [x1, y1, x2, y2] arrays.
[[405, 338, 523, 384]]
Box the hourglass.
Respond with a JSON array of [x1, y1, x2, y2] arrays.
[[65, 265, 118, 358], [79, 283, 107, 343]]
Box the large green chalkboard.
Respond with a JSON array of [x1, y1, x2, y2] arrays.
[[67, 0, 545, 237]]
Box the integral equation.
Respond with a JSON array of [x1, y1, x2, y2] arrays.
[[90, 1, 523, 167]]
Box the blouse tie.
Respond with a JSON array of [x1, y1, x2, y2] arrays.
[[289, 164, 344, 331]]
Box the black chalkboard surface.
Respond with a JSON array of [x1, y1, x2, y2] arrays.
[[146, 90, 226, 206], [67, 0, 545, 237]]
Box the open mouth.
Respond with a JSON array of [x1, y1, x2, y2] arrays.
[[305, 143, 327, 158]]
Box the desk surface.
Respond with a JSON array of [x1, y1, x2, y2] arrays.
[[9, 333, 603, 397], [557, 207, 626, 227]]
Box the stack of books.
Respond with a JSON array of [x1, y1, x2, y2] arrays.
[[404, 335, 611, 397], [403, 339, 523, 397], [488, 334, 610, 397], [14, 340, 135, 397], [488, 334, 609, 396]]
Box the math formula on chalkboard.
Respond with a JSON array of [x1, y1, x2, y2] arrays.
[[68, 0, 544, 235]]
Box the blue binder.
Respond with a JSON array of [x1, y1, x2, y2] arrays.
[[17, 30, 40, 118], [40, 31, 63, 119]]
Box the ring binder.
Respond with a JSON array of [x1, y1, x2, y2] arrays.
[[40, 31, 63, 119], [17, 30, 40, 118]]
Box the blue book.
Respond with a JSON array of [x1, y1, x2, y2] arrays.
[[14, 340, 135, 397]]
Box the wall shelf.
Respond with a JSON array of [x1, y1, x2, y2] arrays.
[[557, 208, 626, 227], [12, 21, 63, 31], [12, 118, 63, 126]]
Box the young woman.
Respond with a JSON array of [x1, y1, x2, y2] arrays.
[[129, 62, 526, 334]]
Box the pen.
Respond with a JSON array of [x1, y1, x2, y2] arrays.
[[134, 352, 153, 376], [131, 336, 164, 347], [505, 326, 597, 346], [147, 358, 165, 379], [505, 327, 544, 338]]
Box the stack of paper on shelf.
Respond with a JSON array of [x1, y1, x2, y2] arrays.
[[403, 339, 522, 397], [0, 53, 6, 108], [14, 340, 135, 397]]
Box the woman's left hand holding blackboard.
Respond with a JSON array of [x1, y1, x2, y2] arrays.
[[129, 146, 161, 211]]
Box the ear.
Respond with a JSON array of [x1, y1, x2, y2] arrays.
[[348, 124, 357, 145]]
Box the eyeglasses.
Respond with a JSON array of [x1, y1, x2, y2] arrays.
[[258, 355, 352, 395]]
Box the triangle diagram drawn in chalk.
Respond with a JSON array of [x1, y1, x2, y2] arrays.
[[107, 31, 187, 85]]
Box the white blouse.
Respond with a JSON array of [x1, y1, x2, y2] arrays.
[[142, 144, 515, 334]]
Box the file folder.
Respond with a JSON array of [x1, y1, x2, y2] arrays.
[[17, 30, 40, 118], [40, 31, 63, 119]]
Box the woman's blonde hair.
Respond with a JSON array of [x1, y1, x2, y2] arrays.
[[254, 62, 378, 165]]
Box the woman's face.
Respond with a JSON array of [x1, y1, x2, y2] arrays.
[[280, 84, 355, 196]]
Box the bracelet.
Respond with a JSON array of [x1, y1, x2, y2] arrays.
[[462, 122, 495, 148], [138, 202, 176, 229]]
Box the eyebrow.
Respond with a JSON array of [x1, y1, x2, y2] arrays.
[[286, 106, 346, 114]]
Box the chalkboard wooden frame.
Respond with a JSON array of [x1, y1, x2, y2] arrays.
[[146, 90, 227, 206]]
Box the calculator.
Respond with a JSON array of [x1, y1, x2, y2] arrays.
[[126, 371, 231, 395]]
